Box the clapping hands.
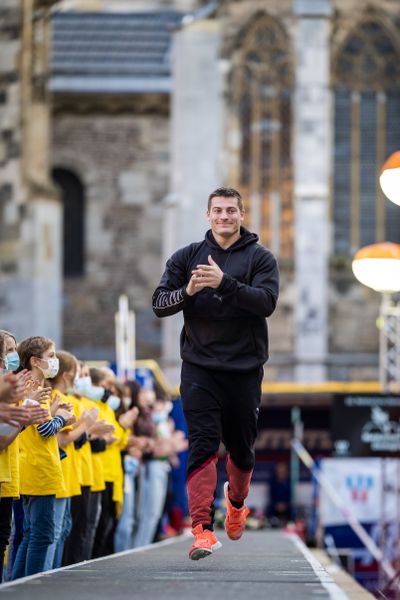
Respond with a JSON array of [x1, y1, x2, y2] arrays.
[[186, 255, 223, 296], [118, 406, 139, 430]]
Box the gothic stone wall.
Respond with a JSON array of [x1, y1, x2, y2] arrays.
[[0, 2, 23, 270], [220, 0, 388, 382], [266, 273, 380, 383], [52, 112, 170, 361]]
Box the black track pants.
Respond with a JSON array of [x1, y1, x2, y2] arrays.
[[180, 361, 262, 527]]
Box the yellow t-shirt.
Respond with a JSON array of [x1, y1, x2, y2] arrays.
[[19, 397, 64, 496], [96, 402, 127, 510], [74, 396, 94, 489], [54, 390, 82, 499], [0, 449, 11, 484], [80, 397, 105, 493], [1, 437, 19, 497]]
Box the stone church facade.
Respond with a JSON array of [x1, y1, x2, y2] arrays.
[[1, 0, 400, 385]]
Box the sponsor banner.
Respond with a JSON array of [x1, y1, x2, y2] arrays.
[[332, 394, 400, 457], [319, 458, 400, 526]]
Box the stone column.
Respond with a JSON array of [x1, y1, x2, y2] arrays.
[[161, 18, 222, 385], [0, 0, 62, 346], [293, 0, 332, 381]]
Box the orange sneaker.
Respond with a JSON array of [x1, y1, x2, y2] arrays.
[[189, 524, 222, 560], [224, 481, 250, 540]]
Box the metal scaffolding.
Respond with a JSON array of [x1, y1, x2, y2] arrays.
[[379, 293, 400, 393]]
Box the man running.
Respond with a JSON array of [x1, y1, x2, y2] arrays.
[[152, 187, 279, 560]]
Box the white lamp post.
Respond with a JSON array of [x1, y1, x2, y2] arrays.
[[354, 159, 400, 585], [115, 294, 136, 381], [352, 242, 400, 392]]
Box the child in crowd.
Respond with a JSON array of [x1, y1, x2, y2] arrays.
[[71, 363, 115, 560], [0, 330, 48, 581], [89, 367, 132, 558], [63, 360, 112, 565], [114, 380, 141, 552], [45, 351, 99, 570], [11, 336, 75, 579], [133, 389, 188, 547]]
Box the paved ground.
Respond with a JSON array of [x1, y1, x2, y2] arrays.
[[0, 531, 365, 600]]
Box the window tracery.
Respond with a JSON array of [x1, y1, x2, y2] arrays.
[[231, 14, 293, 258], [333, 18, 400, 255]]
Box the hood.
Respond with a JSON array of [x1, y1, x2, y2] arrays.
[[205, 226, 258, 252]]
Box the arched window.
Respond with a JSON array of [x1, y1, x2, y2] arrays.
[[52, 168, 85, 277], [333, 19, 400, 256], [232, 14, 293, 257]]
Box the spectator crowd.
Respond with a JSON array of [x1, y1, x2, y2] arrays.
[[0, 329, 188, 581]]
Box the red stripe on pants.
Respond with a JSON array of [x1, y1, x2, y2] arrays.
[[226, 455, 253, 504], [187, 455, 217, 529]]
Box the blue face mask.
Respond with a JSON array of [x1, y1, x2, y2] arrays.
[[107, 395, 121, 411], [4, 351, 20, 373]]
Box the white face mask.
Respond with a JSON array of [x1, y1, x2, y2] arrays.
[[38, 357, 59, 379], [107, 395, 121, 412], [122, 396, 131, 409], [86, 385, 105, 402], [66, 375, 79, 395], [75, 376, 91, 396]]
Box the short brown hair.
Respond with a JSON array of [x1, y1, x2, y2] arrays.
[[89, 367, 106, 386], [0, 335, 5, 362], [208, 187, 243, 212], [0, 330, 16, 360], [17, 336, 54, 371], [0, 330, 16, 345]]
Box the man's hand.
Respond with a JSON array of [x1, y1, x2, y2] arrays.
[[187, 255, 223, 295]]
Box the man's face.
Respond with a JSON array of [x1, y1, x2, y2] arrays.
[[207, 196, 244, 238]]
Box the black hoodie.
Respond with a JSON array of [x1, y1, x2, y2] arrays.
[[152, 227, 279, 372]]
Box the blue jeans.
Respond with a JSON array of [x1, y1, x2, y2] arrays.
[[54, 497, 71, 568], [133, 460, 170, 548], [4, 499, 24, 581], [44, 497, 71, 570], [11, 495, 55, 579], [114, 459, 139, 552]]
